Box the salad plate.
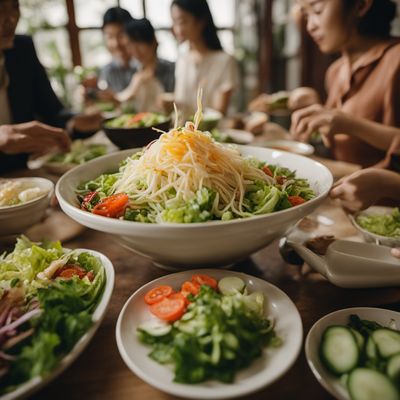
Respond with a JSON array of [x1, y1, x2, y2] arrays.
[[305, 307, 400, 400], [349, 206, 400, 248], [0, 239, 115, 400], [116, 269, 302, 399]]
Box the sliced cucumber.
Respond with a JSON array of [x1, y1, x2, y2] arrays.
[[366, 336, 378, 359], [242, 291, 265, 315], [348, 368, 399, 400], [372, 329, 400, 358], [320, 326, 359, 375], [387, 353, 400, 382], [350, 328, 365, 351], [139, 320, 172, 337], [218, 276, 246, 295]]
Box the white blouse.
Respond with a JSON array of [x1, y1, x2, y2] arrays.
[[174, 49, 238, 116]]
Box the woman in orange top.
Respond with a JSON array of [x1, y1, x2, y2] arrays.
[[291, 0, 399, 167]]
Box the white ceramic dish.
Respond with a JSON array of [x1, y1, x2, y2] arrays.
[[349, 206, 400, 247], [56, 146, 333, 269], [0, 178, 54, 236], [305, 307, 400, 400], [261, 140, 314, 156], [116, 269, 302, 399], [222, 128, 254, 144], [1, 248, 115, 400]]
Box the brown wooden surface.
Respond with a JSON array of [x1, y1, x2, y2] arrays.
[[22, 202, 400, 400], [4, 160, 400, 400]]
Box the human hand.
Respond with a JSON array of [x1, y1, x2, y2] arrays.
[[391, 248, 400, 258], [248, 94, 271, 113], [69, 112, 103, 133], [291, 104, 346, 147], [329, 168, 389, 212], [0, 121, 70, 155]]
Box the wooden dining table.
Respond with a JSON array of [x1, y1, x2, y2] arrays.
[[4, 144, 400, 400]]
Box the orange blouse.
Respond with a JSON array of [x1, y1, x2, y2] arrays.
[[325, 39, 400, 167]]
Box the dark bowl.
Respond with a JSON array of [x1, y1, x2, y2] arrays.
[[102, 118, 171, 149]]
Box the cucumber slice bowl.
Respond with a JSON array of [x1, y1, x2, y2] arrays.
[[306, 307, 400, 400]]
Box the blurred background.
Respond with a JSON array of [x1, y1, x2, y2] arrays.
[[17, 0, 400, 110]]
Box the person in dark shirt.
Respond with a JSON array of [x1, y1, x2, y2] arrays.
[[0, 0, 101, 172], [98, 7, 136, 92]]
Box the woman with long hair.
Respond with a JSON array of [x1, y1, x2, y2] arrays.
[[171, 0, 238, 116], [290, 0, 399, 168]]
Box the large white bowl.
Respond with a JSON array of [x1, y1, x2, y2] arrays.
[[0, 178, 54, 236], [1, 248, 115, 400], [56, 146, 333, 269]]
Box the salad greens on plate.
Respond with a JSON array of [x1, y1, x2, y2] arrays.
[[105, 112, 168, 129], [356, 208, 400, 238], [0, 236, 106, 394], [48, 140, 107, 165], [138, 274, 281, 384]]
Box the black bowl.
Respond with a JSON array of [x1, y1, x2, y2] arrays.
[[102, 118, 171, 149]]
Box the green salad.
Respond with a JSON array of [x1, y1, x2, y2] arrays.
[[356, 208, 400, 238], [0, 237, 106, 394], [138, 274, 281, 383], [49, 140, 107, 165], [105, 112, 168, 129], [75, 124, 315, 223]]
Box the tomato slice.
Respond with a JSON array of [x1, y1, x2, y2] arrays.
[[168, 291, 189, 306], [191, 274, 217, 290], [181, 281, 200, 298], [149, 296, 186, 322], [144, 285, 173, 305], [92, 193, 129, 218], [288, 195, 306, 207], [55, 265, 87, 280], [129, 112, 151, 124], [262, 165, 273, 177]]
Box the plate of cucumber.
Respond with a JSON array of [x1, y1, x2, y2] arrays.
[[306, 307, 400, 400], [116, 269, 302, 399]]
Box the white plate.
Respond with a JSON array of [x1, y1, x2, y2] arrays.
[[305, 307, 400, 400], [1, 248, 115, 400], [222, 128, 254, 144], [116, 269, 302, 399], [349, 206, 400, 248], [261, 140, 314, 156]]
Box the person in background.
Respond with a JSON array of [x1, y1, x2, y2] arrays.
[[0, 0, 101, 172], [330, 168, 400, 258], [97, 7, 135, 93], [171, 0, 238, 116], [104, 18, 175, 113], [290, 0, 399, 168]]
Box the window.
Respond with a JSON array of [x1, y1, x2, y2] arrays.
[[16, 0, 251, 108]]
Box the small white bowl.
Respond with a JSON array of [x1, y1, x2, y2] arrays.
[[350, 206, 400, 248], [116, 269, 302, 400], [261, 140, 314, 156], [305, 307, 400, 400], [1, 248, 115, 400], [0, 178, 54, 236]]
